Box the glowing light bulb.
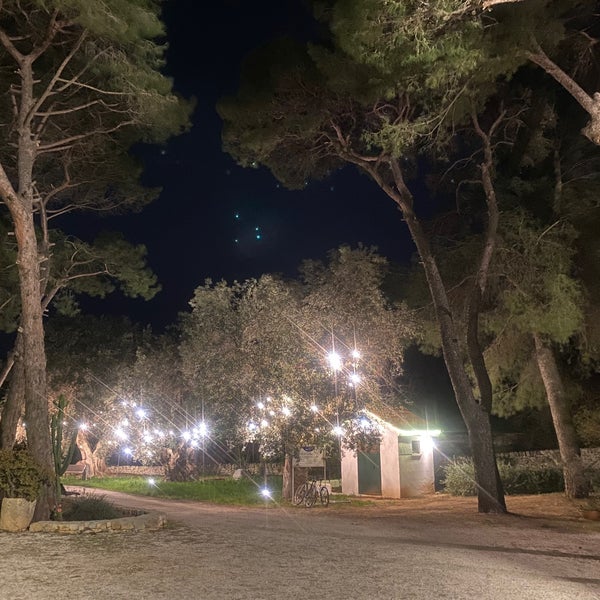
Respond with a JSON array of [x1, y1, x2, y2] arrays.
[[327, 351, 342, 371], [310, 405, 319, 413], [257, 401, 265, 410], [261, 488, 271, 499], [333, 425, 344, 437], [114, 428, 128, 441]]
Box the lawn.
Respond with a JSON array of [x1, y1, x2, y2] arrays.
[[62, 474, 283, 505]]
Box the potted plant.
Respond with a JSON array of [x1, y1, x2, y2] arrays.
[[0, 448, 49, 531], [578, 496, 600, 521]]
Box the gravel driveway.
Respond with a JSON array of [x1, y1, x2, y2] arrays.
[[1, 490, 599, 600]]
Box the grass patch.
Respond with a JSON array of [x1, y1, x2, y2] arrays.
[[62, 474, 284, 506], [62, 475, 363, 507]]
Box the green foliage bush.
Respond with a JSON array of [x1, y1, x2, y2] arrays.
[[0, 448, 49, 501], [61, 493, 123, 521], [442, 458, 566, 496]]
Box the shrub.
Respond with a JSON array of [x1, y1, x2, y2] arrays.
[[441, 459, 477, 496], [442, 458, 565, 496], [0, 448, 50, 501], [60, 493, 123, 521]]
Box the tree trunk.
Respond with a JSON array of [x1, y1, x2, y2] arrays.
[[404, 216, 505, 511], [0, 54, 56, 519], [282, 452, 293, 500], [76, 431, 96, 478], [533, 333, 589, 498], [378, 159, 506, 513], [14, 204, 55, 521]]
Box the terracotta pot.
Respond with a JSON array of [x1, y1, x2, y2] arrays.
[[581, 509, 600, 521], [0, 497, 37, 532]]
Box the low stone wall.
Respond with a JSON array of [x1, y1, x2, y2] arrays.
[[106, 465, 165, 476], [105, 463, 283, 477], [29, 511, 166, 534], [498, 447, 600, 469]]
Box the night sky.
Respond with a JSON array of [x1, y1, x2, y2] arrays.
[[70, 0, 459, 426], [73, 0, 414, 329]]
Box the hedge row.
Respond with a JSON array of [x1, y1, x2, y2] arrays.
[[442, 459, 600, 496]]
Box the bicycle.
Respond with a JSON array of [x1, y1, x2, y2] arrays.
[[293, 479, 330, 507]]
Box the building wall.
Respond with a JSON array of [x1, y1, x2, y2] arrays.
[[341, 448, 359, 496], [397, 436, 435, 497], [340, 429, 436, 499], [380, 426, 401, 498]]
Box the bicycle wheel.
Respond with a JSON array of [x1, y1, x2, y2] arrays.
[[305, 485, 317, 508], [293, 482, 309, 506], [319, 486, 330, 507]]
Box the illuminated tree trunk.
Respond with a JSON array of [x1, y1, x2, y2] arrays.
[[533, 333, 589, 498], [282, 452, 293, 500], [363, 156, 506, 513], [0, 52, 56, 519]]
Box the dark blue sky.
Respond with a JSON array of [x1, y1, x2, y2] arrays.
[[75, 0, 415, 329]]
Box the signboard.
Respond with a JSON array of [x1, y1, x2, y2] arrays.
[[296, 446, 325, 468]]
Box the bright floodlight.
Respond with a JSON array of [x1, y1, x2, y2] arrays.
[[143, 433, 153, 444], [114, 428, 128, 441], [148, 477, 156, 486], [327, 351, 342, 371], [257, 401, 265, 410], [261, 488, 272, 499], [260, 419, 269, 428], [349, 372, 361, 385], [123, 447, 133, 456], [182, 430, 192, 441], [198, 421, 208, 437], [136, 407, 147, 419], [79, 422, 88, 431], [310, 404, 319, 413], [281, 406, 291, 417], [351, 349, 361, 360], [420, 435, 435, 452], [332, 425, 344, 436]]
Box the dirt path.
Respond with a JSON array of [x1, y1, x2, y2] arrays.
[[1, 491, 599, 600]]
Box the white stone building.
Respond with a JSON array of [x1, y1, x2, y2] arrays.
[[341, 405, 440, 498]]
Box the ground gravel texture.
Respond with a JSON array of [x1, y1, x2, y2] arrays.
[[0, 490, 599, 600]]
